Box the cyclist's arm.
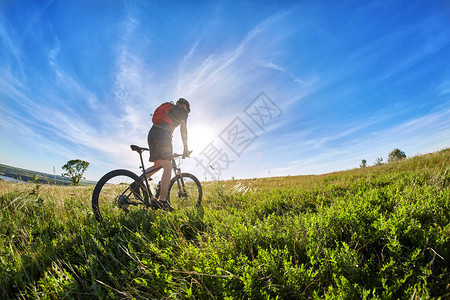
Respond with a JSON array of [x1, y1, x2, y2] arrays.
[[180, 120, 189, 152]]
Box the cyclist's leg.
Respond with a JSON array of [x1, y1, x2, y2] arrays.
[[144, 162, 163, 179], [158, 159, 172, 201], [147, 125, 174, 210], [158, 159, 173, 210]]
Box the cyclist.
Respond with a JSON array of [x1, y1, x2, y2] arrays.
[[145, 98, 192, 210]]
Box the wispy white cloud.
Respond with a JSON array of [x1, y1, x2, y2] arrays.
[[437, 79, 450, 97], [0, 20, 25, 80], [172, 10, 303, 129], [0, 23, 142, 176], [48, 38, 60, 67], [259, 60, 305, 85]]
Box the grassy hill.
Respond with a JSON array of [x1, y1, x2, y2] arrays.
[[0, 149, 448, 299]]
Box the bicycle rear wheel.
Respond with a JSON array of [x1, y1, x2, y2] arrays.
[[91, 169, 147, 221], [168, 173, 202, 210]]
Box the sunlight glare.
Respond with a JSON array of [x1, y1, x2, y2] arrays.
[[189, 126, 215, 152]]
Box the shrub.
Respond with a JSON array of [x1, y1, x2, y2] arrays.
[[388, 148, 407, 163]]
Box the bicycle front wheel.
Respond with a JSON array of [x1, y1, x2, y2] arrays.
[[168, 173, 202, 210], [91, 169, 147, 222]]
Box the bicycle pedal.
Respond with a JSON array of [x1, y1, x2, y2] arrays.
[[149, 198, 162, 210]]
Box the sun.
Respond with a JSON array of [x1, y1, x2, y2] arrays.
[[189, 125, 215, 152]]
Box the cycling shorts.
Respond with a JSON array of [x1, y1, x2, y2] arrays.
[[147, 123, 173, 162]]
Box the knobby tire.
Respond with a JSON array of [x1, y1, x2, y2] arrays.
[[167, 173, 202, 209], [91, 169, 147, 222]]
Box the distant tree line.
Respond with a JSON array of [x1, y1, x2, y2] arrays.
[[360, 148, 407, 168]]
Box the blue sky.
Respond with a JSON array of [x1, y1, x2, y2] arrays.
[[1, 0, 449, 181]]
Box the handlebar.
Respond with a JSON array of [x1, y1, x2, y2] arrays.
[[173, 153, 188, 158]]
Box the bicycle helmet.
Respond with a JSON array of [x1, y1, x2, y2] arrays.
[[176, 98, 191, 113]]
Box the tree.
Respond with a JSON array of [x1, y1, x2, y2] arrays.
[[374, 157, 384, 166], [360, 159, 367, 168], [388, 148, 407, 163], [62, 159, 89, 186]]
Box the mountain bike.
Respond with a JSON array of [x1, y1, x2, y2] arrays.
[[91, 145, 202, 222]]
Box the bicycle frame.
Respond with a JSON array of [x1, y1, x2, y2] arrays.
[[131, 145, 186, 203], [170, 154, 187, 197]]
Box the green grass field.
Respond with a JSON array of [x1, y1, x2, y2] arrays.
[[1, 149, 449, 299]]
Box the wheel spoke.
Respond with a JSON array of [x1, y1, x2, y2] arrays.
[[92, 170, 147, 221]]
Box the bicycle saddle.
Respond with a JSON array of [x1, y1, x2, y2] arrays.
[[130, 145, 149, 152]]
